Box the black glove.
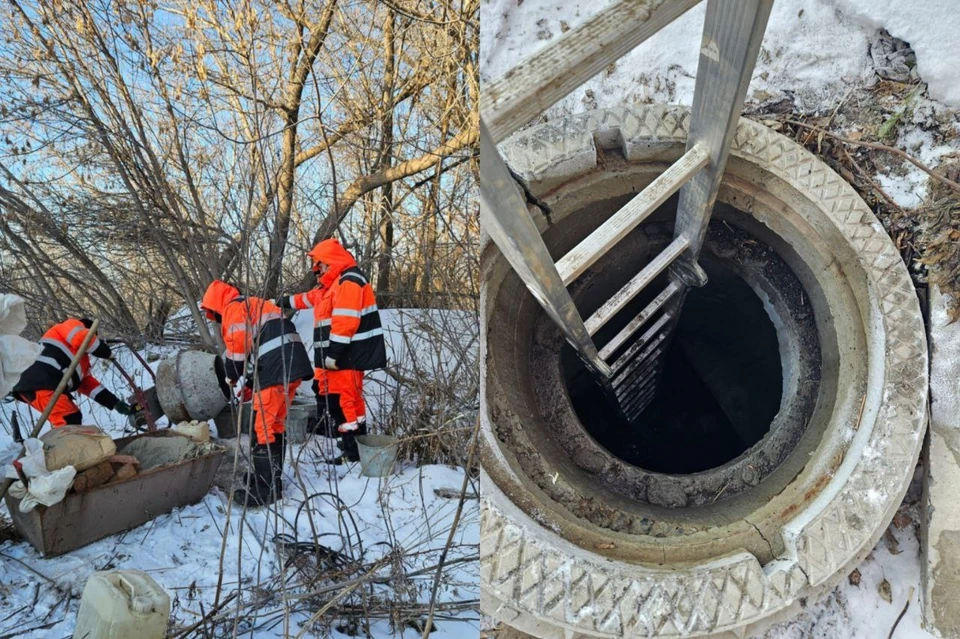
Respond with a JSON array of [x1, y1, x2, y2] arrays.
[[114, 401, 136, 415]]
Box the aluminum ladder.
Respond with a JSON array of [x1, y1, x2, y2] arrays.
[[480, 0, 773, 421]]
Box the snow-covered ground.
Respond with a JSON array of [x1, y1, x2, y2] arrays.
[[0, 310, 479, 637], [481, 0, 958, 636], [481, 0, 960, 109], [481, 0, 960, 211]]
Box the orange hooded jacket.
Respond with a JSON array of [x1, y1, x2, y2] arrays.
[[280, 239, 386, 373], [307, 239, 386, 371], [13, 318, 120, 410], [201, 281, 313, 388]]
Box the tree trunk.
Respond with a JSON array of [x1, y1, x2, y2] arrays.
[[262, 1, 339, 298], [375, 9, 396, 297]]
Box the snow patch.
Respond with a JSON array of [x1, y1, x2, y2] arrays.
[[831, 0, 960, 106]]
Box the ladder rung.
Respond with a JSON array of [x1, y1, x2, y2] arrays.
[[557, 144, 710, 285], [610, 311, 673, 374], [557, 146, 709, 285], [611, 334, 667, 390], [617, 371, 656, 403], [481, 0, 701, 143], [615, 356, 659, 397], [600, 283, 680, 361], [585, 236, 689, 335], [623, 387, 657, 420], [623, 387, 655, 417], [614, 347, 661, 388]]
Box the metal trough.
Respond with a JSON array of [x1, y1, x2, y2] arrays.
[[4, 431, 225, 557]]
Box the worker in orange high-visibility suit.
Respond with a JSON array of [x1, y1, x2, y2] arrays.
[[278, 239, 387, 464], [12, 318, 135, 427], [201, 281, 313, 506]]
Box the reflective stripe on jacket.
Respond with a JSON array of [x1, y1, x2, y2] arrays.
[[218, 292, 314, 387], [13, 318, 119, 410], [323, 267, 386, 371], [301, 239, 387, 371]]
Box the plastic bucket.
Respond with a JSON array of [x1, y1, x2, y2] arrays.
[[211, 402, 253, 439], [356, 435, 399, 478]]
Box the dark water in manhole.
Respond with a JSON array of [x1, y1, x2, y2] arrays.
[[562, 258, 783, 474]]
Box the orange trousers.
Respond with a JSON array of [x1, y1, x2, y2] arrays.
[[21, 390, 82, 427], [327, 370, 365, 425], [252, 381, 301, 445]]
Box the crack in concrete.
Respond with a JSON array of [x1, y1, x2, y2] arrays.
[[748, 519, 775, 559], [506, 162, 554, 224]]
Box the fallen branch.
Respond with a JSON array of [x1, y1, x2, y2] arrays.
[[887, 585, 915, 639], [171, 592, 238, 638], [786, 120, 960, 195], [838, 146, 905, 215]]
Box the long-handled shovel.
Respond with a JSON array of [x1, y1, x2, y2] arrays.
[[109, 357, 158, 433]]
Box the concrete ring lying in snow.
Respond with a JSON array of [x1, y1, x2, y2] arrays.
[[480, 106, 928, 637]]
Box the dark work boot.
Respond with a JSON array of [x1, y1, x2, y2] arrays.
[[233, 434, 284, 507], [332, 420, 367, 465]]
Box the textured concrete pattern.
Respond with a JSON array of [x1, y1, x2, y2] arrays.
[[480, 106, 929, 637], [923, 286, 960, 638]]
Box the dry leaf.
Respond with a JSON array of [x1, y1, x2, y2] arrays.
[[884, 529, 902, 555], [893, 512, 913, 529], [879, 578, 893, 604], [848, 569, 861, 586]]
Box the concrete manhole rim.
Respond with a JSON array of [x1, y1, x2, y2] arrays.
[[480, 106, 928, 637]]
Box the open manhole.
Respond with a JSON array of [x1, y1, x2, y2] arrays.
[[568, 251, 783, 475], [560, 219, 813, 481], [480, 106, 927, 638]]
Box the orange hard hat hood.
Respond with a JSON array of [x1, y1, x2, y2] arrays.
[[308, 239, 357, 287], [200, 280, 240, 315], [308, 239, 356, 270]]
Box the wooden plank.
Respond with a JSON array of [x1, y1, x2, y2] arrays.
[[482, 0, 702, 143], [585, 236, 688, 335], [479, 120, 612, 377], [557, 145, 709, 285], [672, 0, 773, 258], [600, 283, 679, 360]]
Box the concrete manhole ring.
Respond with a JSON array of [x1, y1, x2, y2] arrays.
[[480, 106, 928, 638]]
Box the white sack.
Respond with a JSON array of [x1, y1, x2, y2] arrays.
[[0, 294, 41, 397], [8, 466, 77, 513]]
